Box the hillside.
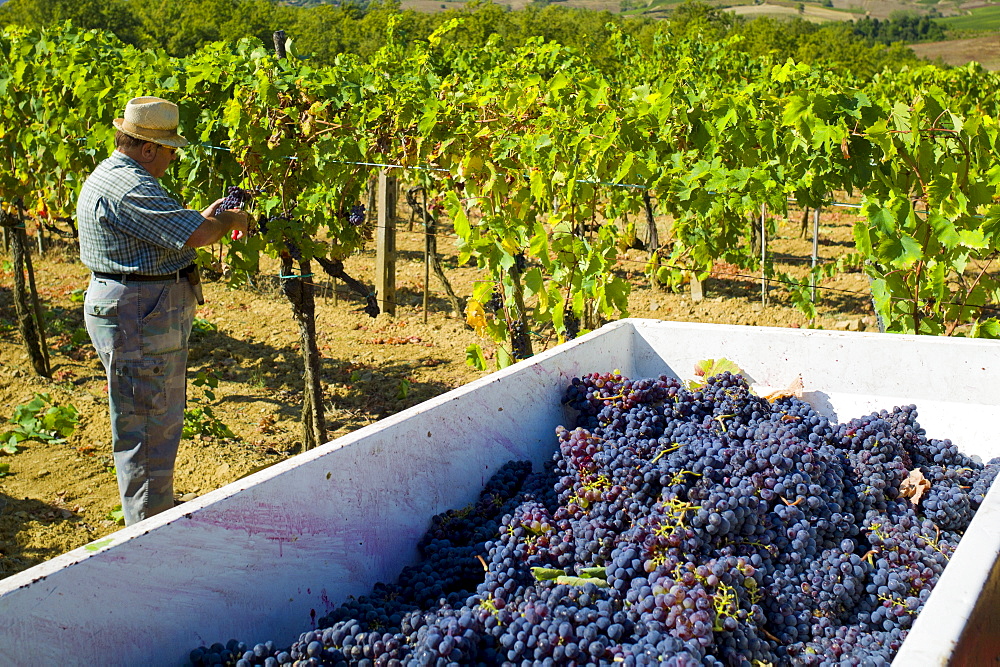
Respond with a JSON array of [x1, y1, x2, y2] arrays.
[[279, 0, 980, 18], [909, 33, 1000, 68]]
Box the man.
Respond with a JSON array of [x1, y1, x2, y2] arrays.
[[77, 96, 248, 526]]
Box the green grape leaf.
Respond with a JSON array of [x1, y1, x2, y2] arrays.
[[496, 347, 515, 369], [577, 567, 607, 580], [465, 344, 487, 371], [531, 567, 564, 581], [687, 358, 742, 390], [554, 575, 610, 588]]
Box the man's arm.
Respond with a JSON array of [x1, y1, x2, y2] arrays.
[[184, 199, 250, 248]]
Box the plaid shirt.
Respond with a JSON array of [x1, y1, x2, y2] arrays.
[[77, 151, 204, 274]]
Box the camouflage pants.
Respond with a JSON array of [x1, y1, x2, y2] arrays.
[[84, 276, 195, 526]]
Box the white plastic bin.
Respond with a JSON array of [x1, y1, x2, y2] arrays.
[[1, 319, 998, 666]]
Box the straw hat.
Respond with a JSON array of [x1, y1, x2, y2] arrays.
[[112, 96, 189, 148]]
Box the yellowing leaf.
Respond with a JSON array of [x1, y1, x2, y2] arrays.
[[465, 300, 487, 335]]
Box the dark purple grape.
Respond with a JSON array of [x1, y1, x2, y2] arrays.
[[348, 204, 366, 226], [215, 186, 255, 215]]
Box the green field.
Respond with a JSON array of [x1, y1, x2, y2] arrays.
[[937, 5, 1000, 31]]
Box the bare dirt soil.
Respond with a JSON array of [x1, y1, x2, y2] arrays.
[[726, 3, 857, 23], [0, 201, 873, 581], [909, 34, 1000, 69]]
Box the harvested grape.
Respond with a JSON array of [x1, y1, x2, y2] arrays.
[[190, 370, 993, 666]]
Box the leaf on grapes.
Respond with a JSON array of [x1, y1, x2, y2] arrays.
[[899, 468, 931, 505], [531, 567, 565, 581], [763, 376, 805, 403], [577, 566, 607, 580], [554, 575, 610, 588], [687, 358, 741, 389], [695, 358, 740, 378]]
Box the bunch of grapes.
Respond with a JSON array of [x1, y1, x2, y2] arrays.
[[190, 370, 995, 666], [485, 290, 503, 314], [215, 186, 255, 214], [347, 204, 366, 227]]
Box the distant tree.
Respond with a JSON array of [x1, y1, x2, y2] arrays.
[[668, 1, 734, 40], [0, 0, 141, 43], [127, 0, 292, 56], [852, 11, 944, 44]]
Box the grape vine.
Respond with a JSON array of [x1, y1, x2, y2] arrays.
[[1, 20, 999, 376]]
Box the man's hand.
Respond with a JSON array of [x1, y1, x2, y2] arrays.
[[221, 210, 250, 234], [185, 206, 250, 248], [202, 198, 225, 218]]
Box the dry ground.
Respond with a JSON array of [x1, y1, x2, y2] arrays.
[[909, 33, 1000, 68], [0, 200, 873, 581]]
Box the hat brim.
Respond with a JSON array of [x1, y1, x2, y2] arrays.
[[113, 118, 189, 148]]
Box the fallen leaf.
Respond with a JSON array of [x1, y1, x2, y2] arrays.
[[764, 376, 804, 403], [899, 468, 931, 505]]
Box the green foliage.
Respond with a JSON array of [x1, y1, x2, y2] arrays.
[[1, 392, 79, 454], [2, 18, 1000, 365], [686, 359, 741, 390], [852, 14, 945, 44], [857, 93, 1000, 336], [107, 505, 125, 525], [191, 316, 217, 335], [396, 377, 411, 400], [465, 344, 488, 371], [729, 18, 923, 78], [532, 565, 610, 586], [0, 0, 141, 43], [183, 370, 237, 440], [936, 5, 1000, 32]]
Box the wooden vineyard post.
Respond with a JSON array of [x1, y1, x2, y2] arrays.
[[760, 203, 768, 307], [376, 169, 397, 316], [366, 176, 377, 227], [811, 208, 820, 303], [1, 206, 50, 377], [36, 215, 44, 255], [272, 29, 287, 58], [422, 188, 430, 324], [405, 185, 462, 321], [690, 275, 704, 303]]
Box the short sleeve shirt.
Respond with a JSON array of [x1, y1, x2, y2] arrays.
[[76, 151, 204, 274]]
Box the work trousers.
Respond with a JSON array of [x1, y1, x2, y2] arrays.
[[84, 276, 195, 526]]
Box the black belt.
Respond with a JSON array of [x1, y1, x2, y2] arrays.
[[93, 264, 195, 282]]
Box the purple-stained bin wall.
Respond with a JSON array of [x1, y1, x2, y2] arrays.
[[1, 319, 998, 666]]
